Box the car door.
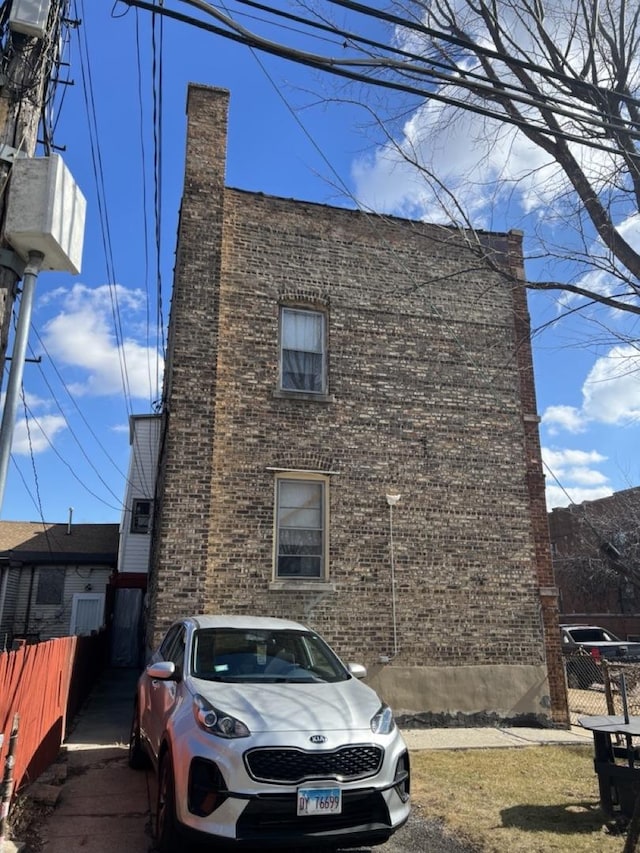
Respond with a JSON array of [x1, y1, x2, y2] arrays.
[[143, 624, 187, 763]]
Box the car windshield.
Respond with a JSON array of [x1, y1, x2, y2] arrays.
[[568, 628, 620, 643], [190, 627, 350, 683]]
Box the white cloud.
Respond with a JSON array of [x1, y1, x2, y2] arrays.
[[541, 404, 586, 435], [563, 466, 609, 486], [351, 0, 636, 243], [11, 414, 67, 455], [582, 345, 640, 425], [542, 446, 612, 508], [41, 283, 163, 400], [351, 100, 557, 225], [540, 345, 640, 435], [542, 447, 607, 471], [545, 483, 613, 510]]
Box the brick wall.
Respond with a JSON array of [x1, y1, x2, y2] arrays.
[[550, 489, 640, 631], [148, 84, 567, 724]]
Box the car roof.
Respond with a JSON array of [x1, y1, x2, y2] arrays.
[[185, 614, 311, 632], [561, 624, 608, 630]]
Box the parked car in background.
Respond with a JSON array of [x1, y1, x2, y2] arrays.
[[561, 624, 640, 689], [129, 614, 411, 850]]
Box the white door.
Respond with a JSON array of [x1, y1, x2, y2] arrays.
[[70, 593, 105, 636]]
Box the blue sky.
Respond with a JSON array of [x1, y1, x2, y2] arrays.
[[2, 0, 638, 522]]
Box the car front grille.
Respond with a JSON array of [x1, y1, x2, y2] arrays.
[[244, 745, 384, 783]]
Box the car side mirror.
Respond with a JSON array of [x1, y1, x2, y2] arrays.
[[348, 663, 367, 679], [146, 660, 179, 681]]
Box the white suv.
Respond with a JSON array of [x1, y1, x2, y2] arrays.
[[129, 614, 411, 850]]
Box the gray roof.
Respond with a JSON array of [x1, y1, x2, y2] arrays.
[[0, 522, 119, 565]]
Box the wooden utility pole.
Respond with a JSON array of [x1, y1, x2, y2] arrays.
[[0, 0, 68, 381]]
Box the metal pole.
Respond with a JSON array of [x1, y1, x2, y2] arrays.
[[389, 503, 398, 657], [0, 251, 43, 514], [386, 494, 401, 658], [0, 713, 19, 852], [621, 672, 630, 725]]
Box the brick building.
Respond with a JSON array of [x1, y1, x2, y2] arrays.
[[146, 83, 568, 725], [549, 487, 640, 639]]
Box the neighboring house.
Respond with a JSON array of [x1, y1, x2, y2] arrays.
[[0, 521, 118, 649], [549, 488, 640, 640], [111, 413, 162, 667], [146, 83, 567, 726]]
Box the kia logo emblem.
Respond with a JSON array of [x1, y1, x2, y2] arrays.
[[309, 735, 327, 744]]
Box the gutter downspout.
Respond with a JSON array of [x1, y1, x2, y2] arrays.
[[0, 564, 9, 650]]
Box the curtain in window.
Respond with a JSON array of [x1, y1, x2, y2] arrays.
[[277, 480, 323, 577], [282, 309, 323, 392]]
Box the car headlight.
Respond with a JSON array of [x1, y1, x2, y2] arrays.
[[370, 703, 396, 734], [193, 694, 250, 738]]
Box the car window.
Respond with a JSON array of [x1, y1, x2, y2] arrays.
[[568, 628, 620, 643], [159, 624, 186, 671], [191, 628, 349, 683], [159, 625, 182, 660]]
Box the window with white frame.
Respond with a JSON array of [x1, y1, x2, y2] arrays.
[[280, 307, 326, 393], [275, 475, 327, 578], [131, 499, 152, 534]]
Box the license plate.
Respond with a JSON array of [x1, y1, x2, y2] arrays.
[[297, 786, 342, 816]]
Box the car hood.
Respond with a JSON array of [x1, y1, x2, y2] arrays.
[[188, 675, 382, 733], [582, 641, 640, 653]]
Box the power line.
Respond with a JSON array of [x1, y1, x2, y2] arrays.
[[75, 0, 135, 417], [121, 0, 640, 161], [17, 397, 123, 510], [232, 0, 640, 141]]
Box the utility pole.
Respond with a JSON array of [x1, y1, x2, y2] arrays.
[[0, 0, 69, 383]]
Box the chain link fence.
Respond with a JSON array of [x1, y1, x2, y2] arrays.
[[564, 653, 640, 723]]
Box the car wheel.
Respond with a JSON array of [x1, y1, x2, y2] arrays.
[[128, 705, 147, 770], [156, 752, 180, 853]]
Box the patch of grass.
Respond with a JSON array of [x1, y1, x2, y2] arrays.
[[410, 744, 625, 852]]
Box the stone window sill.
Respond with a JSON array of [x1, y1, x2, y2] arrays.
[[272, 390, 335, 403], [269, 580, 336, 593]]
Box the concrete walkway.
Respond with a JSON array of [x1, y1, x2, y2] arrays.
[[7, 669, 593, 853], [402, 723, 592, 750]]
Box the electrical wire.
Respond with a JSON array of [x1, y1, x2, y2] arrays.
[[24, 344, 126, 505], [134, 8, 158, 408], [17, 397, 123, 511], [150, 2, 166, 363], [232, 0, 640, 141], [121, 0, 640, 161], [74, 0, 135, 417]]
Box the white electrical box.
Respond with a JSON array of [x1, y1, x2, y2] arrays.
[[9, 0, 51, 39], [5, 154, 86, 274]]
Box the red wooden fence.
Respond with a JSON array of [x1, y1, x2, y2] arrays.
[[0, 632, 106, 794]]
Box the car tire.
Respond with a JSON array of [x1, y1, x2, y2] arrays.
[[128, 705, 147, 770], [156, 752, 180, 853]]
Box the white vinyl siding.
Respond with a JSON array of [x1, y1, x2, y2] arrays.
[[118, 415, 161, 575], [13, 565, 112, 640]]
